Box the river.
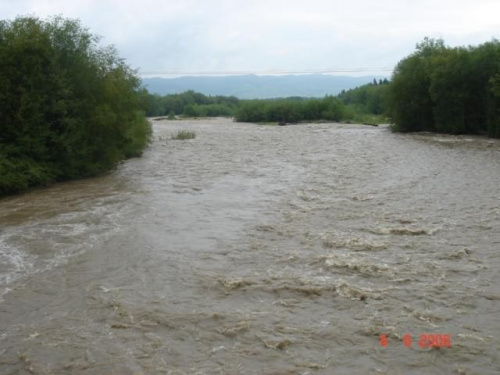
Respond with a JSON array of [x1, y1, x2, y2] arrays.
[[1, 118, 499, 374]]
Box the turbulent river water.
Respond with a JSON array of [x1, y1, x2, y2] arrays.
[[0, 118, 499, 375]]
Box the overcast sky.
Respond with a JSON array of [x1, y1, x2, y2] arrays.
[[2, 0, 499, 77]]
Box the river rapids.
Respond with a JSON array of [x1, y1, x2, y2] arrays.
[[0, 118, 499, 374]]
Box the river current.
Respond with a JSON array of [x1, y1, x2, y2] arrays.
[[0, 118, 499, 374]]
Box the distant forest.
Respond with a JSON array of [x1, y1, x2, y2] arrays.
[[145, 79, 390, 126]]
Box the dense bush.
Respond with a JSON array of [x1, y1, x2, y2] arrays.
[[233, 100, 267, 122], [183, 103, 234, 117], [388, 38, 500, 137], [0, 16, 151, 195], [146, 90, 238, 117], [234, 96, 346, 123]]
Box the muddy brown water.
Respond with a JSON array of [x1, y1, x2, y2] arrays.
[[0, 118, 499, 374]]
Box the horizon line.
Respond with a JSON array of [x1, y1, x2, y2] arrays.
[[138, 68, 394, 77]]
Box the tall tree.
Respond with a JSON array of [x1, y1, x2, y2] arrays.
[[0, 16, 151, 195]]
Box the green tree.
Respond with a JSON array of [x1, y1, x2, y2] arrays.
[[488, 73, 500, 137], [388, 37, 500, 137], [387, 38, 445, 132], [0, 15, 151, 195]]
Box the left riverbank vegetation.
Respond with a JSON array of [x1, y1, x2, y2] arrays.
[[0, 16, 152, 196]]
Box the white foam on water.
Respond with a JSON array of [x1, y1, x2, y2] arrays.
[[0, 238, 35, 294], [0, 194, 135, 300]]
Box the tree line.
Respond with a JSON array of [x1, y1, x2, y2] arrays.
[[388, 38, 500, 137], [232, 79, 390, 124], [0, 16, 151, 196], [146, 83, 389, 125]]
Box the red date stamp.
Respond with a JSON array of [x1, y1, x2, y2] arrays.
[[379, 333, 451, 349]]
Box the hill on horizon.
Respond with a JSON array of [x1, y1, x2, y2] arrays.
[[142, 74, 388, 99]]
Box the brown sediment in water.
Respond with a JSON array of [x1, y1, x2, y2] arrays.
[[0, 118, 499, 374]]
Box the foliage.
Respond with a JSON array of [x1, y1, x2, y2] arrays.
[[0, 15, 151, 195], [338, 79, 390, 115], [233, 100, 267, 122], [145, 90, 238, 118], [234, 96, 348, 124], [171, 130, 196, 140], [490, 73, 500, 138], [388, 37, 500, 137], [145, 85, 389, 125]]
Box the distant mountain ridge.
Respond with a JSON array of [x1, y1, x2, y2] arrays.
[[142, 74, 386, 99]]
